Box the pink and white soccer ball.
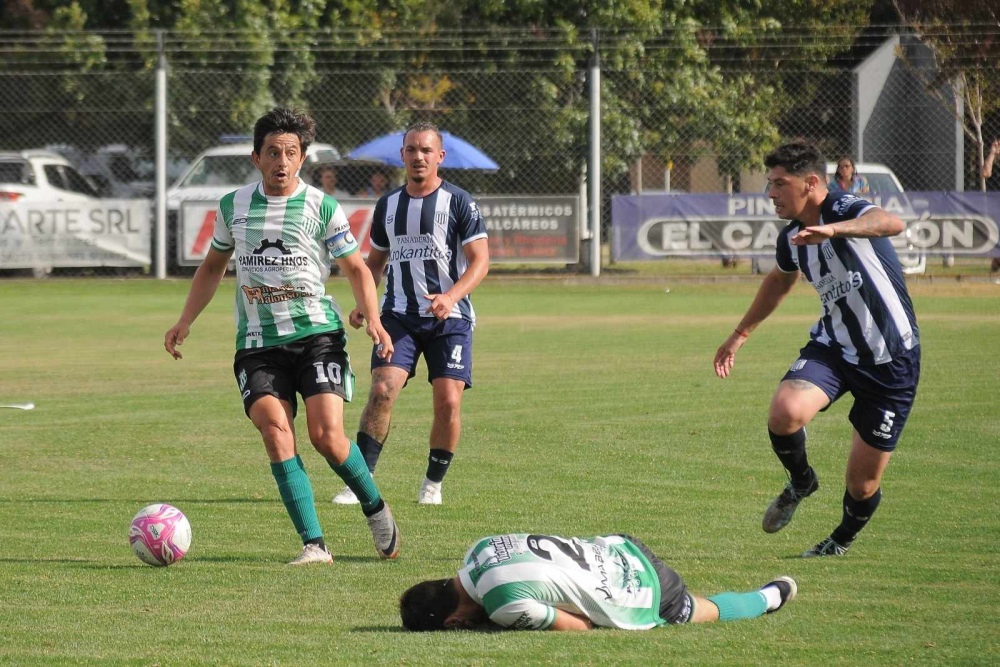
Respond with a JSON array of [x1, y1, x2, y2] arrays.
[[129, 503, 191, 567]]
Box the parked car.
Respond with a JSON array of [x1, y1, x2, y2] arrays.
[[0, 149, 99, 202], [78, 144, 155, 199], [166, 141, 340, 211]]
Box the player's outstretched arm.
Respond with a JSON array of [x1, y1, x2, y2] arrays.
[[338, 251, 393, 361], [164, 247, 232, 360], [792, 208, 904, 246], [714, 268, 798, 378]]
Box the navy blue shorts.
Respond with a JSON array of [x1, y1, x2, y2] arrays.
[[233, 331, 355, 418], [781, 341, 920, 451], [371, 312, 474, 388]]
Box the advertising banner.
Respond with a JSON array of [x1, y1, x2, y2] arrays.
[[480, 195, 580, 263], [0, 200, 150, 268], [612, 192, 1000, 261], [181, 195, 582, 265], [179, 197, 378, 266]]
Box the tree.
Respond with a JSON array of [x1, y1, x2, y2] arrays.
[[894, 1, 1000, 190]]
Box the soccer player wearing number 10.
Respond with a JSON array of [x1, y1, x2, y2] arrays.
[[714, 143, 920, 558], [164, 108, 400, 565], [400, 533, 797, 631]]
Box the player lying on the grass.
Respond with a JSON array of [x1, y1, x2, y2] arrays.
[[713, 142, 920, 558], [400, 533, 796, 631]]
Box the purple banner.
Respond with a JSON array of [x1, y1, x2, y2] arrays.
[[612, 192, 1000, 261]]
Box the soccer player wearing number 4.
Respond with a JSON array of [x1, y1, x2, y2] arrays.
[[333, 122, 490, 507], [164, 108, 401, 565], [400, 533, 797, 631], [714, 143, 920, 558]]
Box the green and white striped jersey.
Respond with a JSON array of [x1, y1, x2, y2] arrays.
[[457, 534, 664, 630], [210, 180, 359, 350]]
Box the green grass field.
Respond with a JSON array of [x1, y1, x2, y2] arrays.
[[0, 277, 997, 666]]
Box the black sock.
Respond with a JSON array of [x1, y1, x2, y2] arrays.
[[832, 488, 881, 545], [305, 537, 327, 550], [356, 431, 384, 474], [425, 448, 454, 483], [768, 428, 812, 487], [361, 498, 386, 519]]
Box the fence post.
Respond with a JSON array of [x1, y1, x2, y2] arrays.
[[588, 28, 601, 277], [154, 30, 168, 279]]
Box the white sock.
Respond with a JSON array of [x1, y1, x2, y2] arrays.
[[760, 585, 782, 611]]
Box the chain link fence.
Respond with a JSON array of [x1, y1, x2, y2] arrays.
[[0, 26, 997, 277]]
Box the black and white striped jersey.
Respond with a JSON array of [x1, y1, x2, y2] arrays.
[[370, 181, 488, 324], [776, 192, 919, 365]]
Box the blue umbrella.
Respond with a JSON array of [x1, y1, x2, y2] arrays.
[[347, 131, 499, 170]]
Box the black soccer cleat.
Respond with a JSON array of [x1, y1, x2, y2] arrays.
[[762, 470, 819, 534], [801, 536, 851, 558]]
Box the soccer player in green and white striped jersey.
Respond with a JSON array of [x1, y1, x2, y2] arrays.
[[164, 108, 401, 565], [400, 533, 796, 631]]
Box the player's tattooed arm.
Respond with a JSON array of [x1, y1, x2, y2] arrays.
[[828, 208, 905, 239]]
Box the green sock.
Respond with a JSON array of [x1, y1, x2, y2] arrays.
[[330, 441, 382, 512], [270, 455, 323, 543], [707, 591, 768, 621]]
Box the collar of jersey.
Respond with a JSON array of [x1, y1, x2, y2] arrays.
[[256, 179, 307, 200]]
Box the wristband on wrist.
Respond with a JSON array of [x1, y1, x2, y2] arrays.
[[734, 328, 750, 339]]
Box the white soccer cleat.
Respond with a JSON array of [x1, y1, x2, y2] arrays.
[[417, 478, 442, 505], [366, 504, 401, 559], [287, 543, 333, 566], [332, 485, 361, 505]]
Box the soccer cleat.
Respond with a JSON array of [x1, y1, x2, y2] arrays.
[[332, 485, 361, 505], [417, 478, 442, 505], [366, 503, 401, 559], [762, 471, 819, 534], [287, 543, 333, 566], [801, 536, 851, 558], [762, 576, 797, 613]]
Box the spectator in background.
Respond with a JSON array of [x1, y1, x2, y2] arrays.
[[362, 168, 390, 198], [829, 156, 870, 195], [316, 164, 351, 199], [981, 139, 1000, 273]]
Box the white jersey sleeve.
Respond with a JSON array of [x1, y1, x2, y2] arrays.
[[489, 598, 557, 630]]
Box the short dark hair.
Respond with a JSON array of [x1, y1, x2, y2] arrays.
[[253, 107, 316, 155], [399, 578, 458, 631], [404, 121, 443, 149], [764, 143, 826, 179]]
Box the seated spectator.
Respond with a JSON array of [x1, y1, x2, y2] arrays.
[[362, 169, 390, 198], [315, 165, 351, 199], [829, 157, 870, 195]]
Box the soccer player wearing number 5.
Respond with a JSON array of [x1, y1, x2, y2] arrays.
[[400, 533, 797, 631], [714, 143, 920, 558], [163, 108, 401, 565], [332, 122, 489, 507]]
